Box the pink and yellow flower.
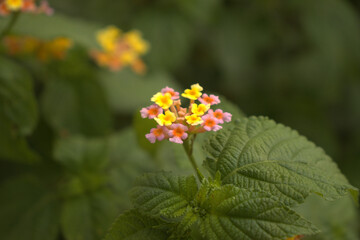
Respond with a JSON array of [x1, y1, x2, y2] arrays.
[[140, 83, 233, 144], [185, 114, 203, 126], [208, 109, 232, 124], [191, 103, 210, 116], [91, 26, 149, 74], [155, 111, 176, 126], [198, 94, 220, 105], [146, 126, 169, 143], [140, 104, 163, 119], [169, 124, 188, 144], [182, 83, 203, 100], [151, 92, 173, 110], [202, 114, 222, 132]]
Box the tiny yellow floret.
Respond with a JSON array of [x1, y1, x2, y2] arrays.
[[181, 83, 203, 100], [191, 103, 210, 116], [155, 111, 176, 126], [151, 92, 173, 109], [185, 114, 203, 126], [5, 0, 23, 10], [124, 30, 149, 55], [96, 26, 121, 52]]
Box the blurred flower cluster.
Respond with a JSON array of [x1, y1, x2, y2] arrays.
[[91, 25, 149, 74], [2, 35, 73, 61], [141, 84, 232, 144], [0, 0, 53, 16]]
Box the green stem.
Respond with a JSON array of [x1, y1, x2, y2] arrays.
[[183, 135, 204, 182], [0, 11, 21, 39]]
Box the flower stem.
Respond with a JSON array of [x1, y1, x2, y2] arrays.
[[0, 11, 21, 39], [183, 135, 204, 182]]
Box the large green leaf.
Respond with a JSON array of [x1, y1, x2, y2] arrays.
[[130, 172, 198, 218], [0, 57, 38, 135], [0, 175, 60, 240], [199, 185, 319, 240], [103, 209, 169, 240], [203, 116, 358, 205]]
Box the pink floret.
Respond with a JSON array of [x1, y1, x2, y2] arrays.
[[161, 86, 180, 100], [145, 126, 168, 143], [202, 114, 222, 132], [198, 94, 220, 105], [169, 124, 188, 144], [208, 109, 232, 124], [140, 104, 163, 119]]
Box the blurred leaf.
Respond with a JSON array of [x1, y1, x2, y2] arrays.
[[0, 57, 38, 135], [297, 194, 359, 240], [133, 111, 159, 156], [0, 109, 39, 163], [61, 196, 94, 240], [103, 209, 170, 240], [108, 128, 157, 209], [176, 0, 221, 23], [42, 48, 112, 137], [54, 136, 109, 172], [0, 175, 60, 240], [61, 191, 121, 240], [0, 14, 100, 48], [132, 9, 193, 72], [100, 69, 179, 113]]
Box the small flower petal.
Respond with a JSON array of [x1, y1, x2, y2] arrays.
[[198, 94, 220, 105]]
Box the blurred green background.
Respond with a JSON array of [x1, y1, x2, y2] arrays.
[[0, 0, 359, 239]]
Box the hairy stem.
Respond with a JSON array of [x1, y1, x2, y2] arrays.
[[0, 11, 21, 39], [183, 135, 204, 181]]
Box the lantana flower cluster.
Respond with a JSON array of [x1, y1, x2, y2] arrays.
[[0, 0, 53, 16], [141, 84, 232, 144], [91, 25, 149, 74], [2, 35, 73, 62]]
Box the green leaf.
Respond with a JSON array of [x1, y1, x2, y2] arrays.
[[103, 209, 169, 240], [60, 190, 120, 240], [54, 135, 109, 172], [203, 116, 358, 205], [296, 194, 359, 240], [0, 175, 60, 240], [199, 185, 319, 240], [0, 14, 100, 48], [130, 172, 198, 218], [61, 196, 94, 240], [0, 109, 39, 163], [42, 48, 112, 137], [0, 57, 38, 135], [107, 128, 158, 210]]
